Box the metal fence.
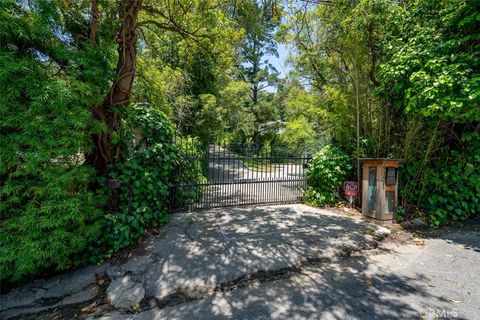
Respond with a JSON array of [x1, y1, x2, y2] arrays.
[[168, 140, 311, 212]]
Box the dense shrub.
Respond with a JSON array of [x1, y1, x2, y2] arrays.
[[399, 133, 480, 227], [0, 4, 108, 283], [278, 117, 317, 156], [169, 137, 207, 208], [304, 145, 352, 206], [101, 105, 177, 252], [100, 107, 209, 254], [378, 0, 480, 226]]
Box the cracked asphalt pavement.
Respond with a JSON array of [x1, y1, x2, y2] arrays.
[[1, 204, 479, 320]]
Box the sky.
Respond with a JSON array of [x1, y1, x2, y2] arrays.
[[264, 42, 291, 92], [268, 43, 290, 78]]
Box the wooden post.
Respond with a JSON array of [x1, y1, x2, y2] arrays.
[[393, 167, 399, 221], [360, 159, 401, 221], [375, 166, 385, 220], [361, 163, 369, 216], [355, 70, 361, 205]]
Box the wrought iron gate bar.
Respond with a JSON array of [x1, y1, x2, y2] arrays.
[[170, 179, 309, 188], [168, 141, 311, 212], [183, 157, 309, 161]]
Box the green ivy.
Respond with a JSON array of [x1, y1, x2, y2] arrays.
[[377, 0, 480, 226], [304, 145, 352, 207], [169, 137, 207, 208], [378, 0, 480, 123], [400, 133, 480, 227], [101, 105, 177, 252]]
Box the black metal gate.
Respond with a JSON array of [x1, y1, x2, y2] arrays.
[[168, 141, 311, 212]]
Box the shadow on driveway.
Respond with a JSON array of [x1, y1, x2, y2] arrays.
[[3, 204, 472, 320], [94, 204, 459, 320]]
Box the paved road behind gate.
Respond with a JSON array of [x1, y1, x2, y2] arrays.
[[199, 146, 307, 209]]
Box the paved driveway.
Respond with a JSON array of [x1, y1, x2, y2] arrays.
[[2, 204, 380, 319], [2, 205, 479, 320], [98, 210, 480, 320], [136, 230, 480, 320]]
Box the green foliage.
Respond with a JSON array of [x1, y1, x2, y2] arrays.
[[195, 81, 256, 143], [284, 0, 479, 226], [170, 137, 207, 207], [99, 106, 205, 254], [219, 81, 256, 143], [304, 146, 352, 206], [377, 0, 480, 225], [2, 0, 479, 289], [196, 94, 224, 142], [0, 1, 108, 283], [134, 0, 239, 138], [378, 0, 480, 123], [400, 134, 480, 227], [278, 117, 317, 155], [102, 105, 176, 252], [227, 0, 283, 144], [281, 0, 403, 157], [233, 0, 282, 93], [275, 81, 328, 154]]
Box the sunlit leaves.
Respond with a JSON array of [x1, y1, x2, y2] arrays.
[[0, 1, 108, 283], [378, 0, 480, 123], [304, 145, 352, 206]]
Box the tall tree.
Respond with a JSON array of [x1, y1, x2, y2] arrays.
[[85, 0, 234, 208], [234, 0, 281, 102], [282, 0, 400, 156], [87, 0, 142, 180], [230, 0, 283, 145], [136, 1, 238, 137]]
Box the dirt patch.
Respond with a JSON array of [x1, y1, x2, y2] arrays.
[[418, 215, 480, 237], [323, 205, 429, 247]]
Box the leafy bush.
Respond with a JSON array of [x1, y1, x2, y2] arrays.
[[378, 0, 480, 124], [278, 117, 317, 155], [102, 105, 176, 252], [400, 134, 480, 227], [169, 137, 207, 208], [0, 4, 108, 283], [377, 0, 480, 227], [304, 145, 352, 206], [0, 3, 192, 282]]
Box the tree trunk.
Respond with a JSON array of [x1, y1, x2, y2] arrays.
[[87, 0, 142, 211], [88, 0, 99, 45]]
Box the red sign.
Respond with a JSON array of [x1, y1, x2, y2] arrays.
[[343, 181, 359, 197]]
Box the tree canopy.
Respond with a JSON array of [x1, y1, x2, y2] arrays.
[[1, 0, 479, 283]]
